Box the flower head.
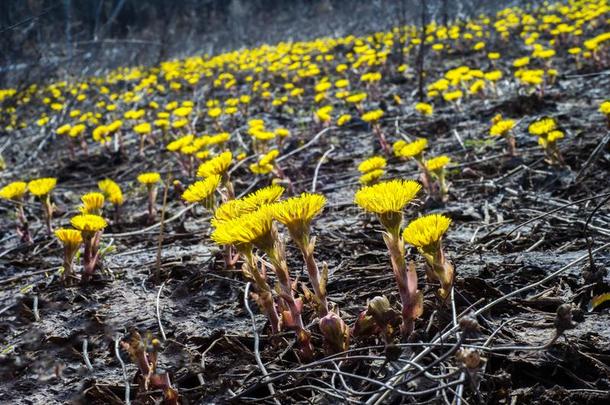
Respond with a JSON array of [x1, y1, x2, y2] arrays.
[[28, 178, 57, 197], [71, 214, 107, 233], [490, 119, 515, 137], [528, 117, 556, 136], [197, 151, 232, 178], [358, 156, 386, 173], [55, 228, 83, 250], [425, 156, 451, 172], [80, 192, 105, 214], [355, 179, 421, 215], [137, 172, 161, 185], [403, 214, 451, 251], [211, 205, 275, 250], [415, 102, 433, 116], [240, 185, 285, 211], [361, 109, 384, 123], [213, 199, 249, 225], [182, 175, 221, 204], [0, 181, 27, 200], [98, 179, 124, 206], [359, 169, 384, 185], [134, 122, 152, 135], [272, 193, 326, 242], [396, 138, 428, 159]]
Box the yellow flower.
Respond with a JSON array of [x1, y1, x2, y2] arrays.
[[28, 177, 57, 197], [212, 199, 250, 225], [55, 228, 83, 249], [315, 105, 333, 122], [346, 92, 367, 104], [56, 124, 72, 135], [358, 156, 386, 173], [403, 214, 451, 251], [167, 134, 194, 152], [528, 117, 556, 136], [275, 128, 290, 138], [241, 185, 285, 210], [182, 175, 221, 203], [490, 119, 515, 137], [137, 172, 161, 185], [98, 179, 123, 206], [250, 162, 274, 174], [415, 102, 433, 116], [484, 70, 503, 82], [361, 109, 384, 123], [443, 90, 463, 102], [211, 205, 275, 248], [487, 52, 501, 60], [397, 138, 428, 158], [425, 156, 451, 172], [359, 169, 384, 185], [513, 56, 530, 68], [337, 114, 352, 126], [271, 193, 326, 237], [599, 100, 610, 116], [197, 151, 232, 178], [80, 192, 105, 214], [0, 181, 27, 200], [134, 122, 152, 135], [354, 179, 421, 215], [546, 130, 565, 143], [260, 150, 279, 166], [71, 214, 107, 233]]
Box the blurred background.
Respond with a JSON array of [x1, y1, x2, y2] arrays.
[[0, 0, 533, 85]]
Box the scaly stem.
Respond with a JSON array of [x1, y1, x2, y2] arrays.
[[505, 134, 517, 156], [384, 231, 421, 337], [147, 185, 157, 222], [266, 243, 313, 359], [242, 249, 281, 334], [81, 232, 102, 283], [43, 195, 53, 234], [296, 236, 328, 317], [16, 203, 32, 243], [415, 157, 434, 196]]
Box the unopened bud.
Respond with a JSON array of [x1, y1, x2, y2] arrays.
[[319, 312, 350, 354]]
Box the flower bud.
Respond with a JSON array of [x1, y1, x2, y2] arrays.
[[319, 311, 350, 354]]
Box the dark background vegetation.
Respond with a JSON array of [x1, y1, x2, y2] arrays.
[[0, 0, 537, 86]]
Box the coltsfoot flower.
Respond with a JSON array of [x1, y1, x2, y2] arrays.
[[197, 151, 232, 178], [71, 214, 107, 234], [490, 118, 517, 156], [403, 214, 453, 299], [1, 181, 31, 241], [425, 155, 451, 201], [355, 179, 421, 235], [355, 179, 423, 336], [80, 192, 105, 215], [272, 193, 329, 316], [358, 156, 386, 185], [28, 178, 57, 197], [28, 177, 57, 233], [0, 181, 27, 200], [71, 214, 107, 283], [137, 172, 161, 185], [138, 172, 161, 221], [182, 174, 221, 207], [55, 228, 83, 281], [396, 138, 427, 159], [98, 179, 124, 206]]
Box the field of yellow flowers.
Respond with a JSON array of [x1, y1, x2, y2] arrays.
[[1, 1, 610, 403]]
